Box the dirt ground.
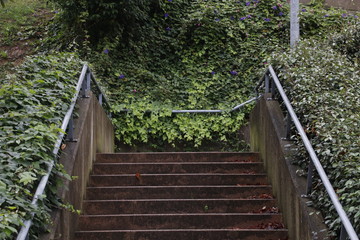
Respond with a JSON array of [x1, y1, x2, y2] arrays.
[[0, 7, 53, 74]]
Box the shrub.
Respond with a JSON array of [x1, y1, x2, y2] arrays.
[[331, 23, 360, 62], [270, 38, 360, 236]]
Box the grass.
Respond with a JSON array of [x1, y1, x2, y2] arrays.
[[0, 0, 52, 79], [0, 0, 48, 43]]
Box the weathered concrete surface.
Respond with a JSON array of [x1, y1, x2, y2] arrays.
[[74, 152, 288, 240], [40, 92, 114, 240], [250, 94, 329, 240], [298, 0, 360, 10], [325, 0, 360, 11]]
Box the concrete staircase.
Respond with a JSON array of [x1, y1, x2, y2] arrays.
[[74, 152, 288, 240]]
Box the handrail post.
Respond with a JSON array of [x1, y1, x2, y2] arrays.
[[86, 70, 91, 92], [81, 67, 90, 98], [66, 115, 76, 142], [306, 158, 314, 195], [265, 74, 270, 93], [340, 224, 349, 240], [285, 112, 292, 140], [271, 78, 276, 99], [81, 77, 87, 98], [99, 93, 103, 106]]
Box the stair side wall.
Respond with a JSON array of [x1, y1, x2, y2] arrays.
[[40, 92, 115, 240], [250, 94, 329, 240]]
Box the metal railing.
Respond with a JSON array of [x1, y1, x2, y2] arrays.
[[257, 65, 359, 240], [171, 97, 259, 113], [16, 63, 358, 239], [16, 65, 110, 240], [119, 97, 259, 114]]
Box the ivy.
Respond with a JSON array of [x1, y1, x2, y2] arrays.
[[0, 53, 84, 239], [24, 1, 360, 237]]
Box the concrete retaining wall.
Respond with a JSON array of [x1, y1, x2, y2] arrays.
[[250, 94, 329, 240], [40, 92, 114, 240]]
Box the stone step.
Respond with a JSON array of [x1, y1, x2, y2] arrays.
[[85, 185, 274, 200], [74, 229, 288, 240], [96, 152, 260, 163], [82, 199, 279, 215], [88, 173, 268, 187], [92, 162, 264, 174], [74, 152, 288, 240], [77, 213, 285, 231]]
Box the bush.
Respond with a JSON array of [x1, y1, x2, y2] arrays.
[[331, 23, 360, 62], [84, 0, 292, 149], [47, 0, 357, 150], [48, 0, 163, 46], [0, 53, 84, 239], [271, 38, 360, 236]]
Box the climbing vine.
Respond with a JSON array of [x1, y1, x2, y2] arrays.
[[0, 53, 84, 239]]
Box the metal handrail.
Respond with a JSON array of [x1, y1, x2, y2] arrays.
[[16, 65, 110, 240], [171, 96, 259, 113], [119, 97, 260, 114], [262, 65, 359, 240]]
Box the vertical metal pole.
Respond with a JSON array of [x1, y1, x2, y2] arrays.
[[271, 78, 276, 99], [67, 115, 74, 141], [286, 112, 292, 140], [290, 0, 300, 48], [340, 224, 349, 240], [81, 75, 87, 98], [265, 74, 270, 93], [86, 71, 91, 92], [99, 93, 103, 106], [306, 159, 315, 195]]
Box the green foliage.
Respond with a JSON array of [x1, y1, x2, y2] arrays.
[[0, 0, 358, 238], [49, 0, 357, 151], [112, 102, 247, 149], [48, 0, 163, 46], [331, 23, 360, 63], [298, 4, 357, 39], [83, 0, 292, 149], [0, 0, 48, 45], [0, 53, 83, 239], [270, 38, 360, 236]]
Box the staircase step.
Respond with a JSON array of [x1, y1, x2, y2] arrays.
[[92, 162, 264, 174], [88, 173, 268, 186], [74, 229, 288, 240], [85, 185, 274, 200], [82, 199, 279, 215], [75, 152, 288, 240], [77, 213, 285, 231], [96, 152, 260, 163]]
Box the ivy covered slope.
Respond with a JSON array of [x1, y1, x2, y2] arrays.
[[79, 0, 291, 149], [0, 53, 83, 239], [49, 0, 354, 150], [271, 24, 360, 236]]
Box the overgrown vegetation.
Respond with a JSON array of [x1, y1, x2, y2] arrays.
[[51, 0, 293, 150], [0, 53, 84, 239], [1, 0, 360, 239], [47, 0, 355, 151], [271, 28, 360, 236], [0, 0, 53, 79], [331, 23, 360, 62]]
